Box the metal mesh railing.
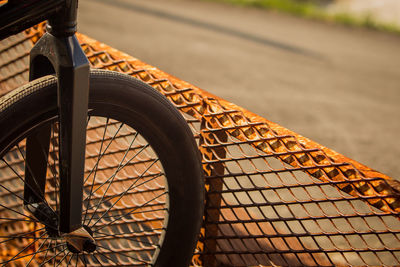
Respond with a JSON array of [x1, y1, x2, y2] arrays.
[[0, 24, 399, 266]]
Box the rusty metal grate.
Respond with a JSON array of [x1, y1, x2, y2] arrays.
[[0, 24, 399, 266]]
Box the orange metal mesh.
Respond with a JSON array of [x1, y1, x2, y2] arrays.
[[0, 24, 399, 266]]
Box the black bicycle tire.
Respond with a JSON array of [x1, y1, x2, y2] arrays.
[[0, 69, 204, 267]]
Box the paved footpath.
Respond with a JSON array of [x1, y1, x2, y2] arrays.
[[78, 0, 400, 178]]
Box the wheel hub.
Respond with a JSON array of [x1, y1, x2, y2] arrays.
[[24, 202, 96, 253], [64, 225, 97, 253]]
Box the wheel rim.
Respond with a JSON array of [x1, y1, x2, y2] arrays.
[[0, 115, 168, 266]]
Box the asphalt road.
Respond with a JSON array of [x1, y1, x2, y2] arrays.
[[78, 0, 400, 178]]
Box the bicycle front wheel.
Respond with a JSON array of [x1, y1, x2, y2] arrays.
[[0, 70, 204, 266]]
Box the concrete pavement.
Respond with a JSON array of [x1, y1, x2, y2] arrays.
[[78, 0, 400, 178]]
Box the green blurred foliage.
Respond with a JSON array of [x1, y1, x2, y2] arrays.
[[207, 0, 400, 34]]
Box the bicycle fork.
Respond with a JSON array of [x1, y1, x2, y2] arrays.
[[23, 0, 95, 252]]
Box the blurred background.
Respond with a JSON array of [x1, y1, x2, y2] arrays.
[[78, 0, 400, 178]]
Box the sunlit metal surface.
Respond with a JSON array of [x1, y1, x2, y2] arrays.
[[0, 24, 399, 266]]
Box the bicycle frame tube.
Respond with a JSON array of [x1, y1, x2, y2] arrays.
[[25, 0, 90, 234]]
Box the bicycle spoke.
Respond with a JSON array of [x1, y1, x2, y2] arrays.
[[2, 158, 57, 228], [59, 238, 68, 258], [0, 201, 39, 225], [54, 239, 60, 267], [79, 253, 88, 267], [39, 242, 67, 267], [0, 217, 36, 222], [1, 231, 47, 265], [25, 235, 50, 266], [40, 246, 67, 267], [83, 118, 110, 222], [98, 233, 156, 247], [84, 207, 167, 222], [95, 227, 164, 238], [93, 191, 167, 233], [96, 250, 120, 266], [16, 145, 52, 207], [0, 175, 50, 220], [84, 121, 124, 184], [40, 239, 54, 267], [86, 131, 139, 226], [41, 124, 58, 186], [90, 159, 161, 227], [83, 140, 149, 210], [56, 251, 71, 267], [83, 172, 163, 213], [0, 184, 54, 227], [91, 253, 103, 265], [53, 240, 57, 267], [2, 158, 50, 210], [0, 227, 46, 244], [96, 244, 149, 264], [66, 252, 75, 266]]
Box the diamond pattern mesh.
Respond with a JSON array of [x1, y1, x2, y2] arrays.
[[0, 24, 399, 266]]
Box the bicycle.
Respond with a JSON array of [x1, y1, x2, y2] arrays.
[[0, 0, 204, 266]]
